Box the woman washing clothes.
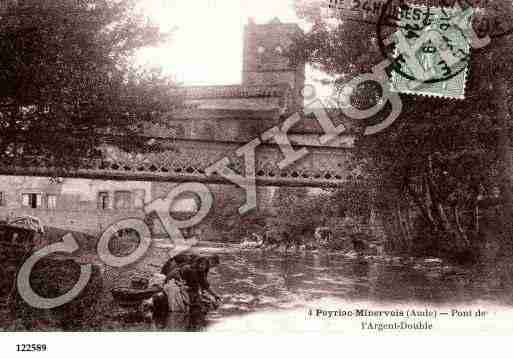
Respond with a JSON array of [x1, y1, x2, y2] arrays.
[[160, 252, 198, 277], [166, 255, 221, 314], [144, 254, 221, 321]]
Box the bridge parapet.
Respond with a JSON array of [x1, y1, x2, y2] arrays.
[[0, 138, 363, 188]]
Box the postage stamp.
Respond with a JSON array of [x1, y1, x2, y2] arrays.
[[381, 3, 473, 99]]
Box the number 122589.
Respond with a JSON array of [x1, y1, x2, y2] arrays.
[[16, 344, 47, 352]]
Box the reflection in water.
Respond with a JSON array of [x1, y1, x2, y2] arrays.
[[113, 243, 513, 331]]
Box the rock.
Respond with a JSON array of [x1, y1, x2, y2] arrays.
[[423, 258, 443, 264], [240, 240, 262, 249]]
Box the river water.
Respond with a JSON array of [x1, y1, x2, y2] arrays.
[[127, 242, 513, 331], [5, 241, 513, 332]]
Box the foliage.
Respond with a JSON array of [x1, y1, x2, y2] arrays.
[[0, 0, 179, 168], [293, 0, 513, 259], [269, 186, 372, 246]]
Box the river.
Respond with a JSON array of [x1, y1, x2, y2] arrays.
[[114, 242, 513, 331]]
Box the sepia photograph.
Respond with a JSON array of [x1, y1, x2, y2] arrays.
[[0, 0, 513, 344]]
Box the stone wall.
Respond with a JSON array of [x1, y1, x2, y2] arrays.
[[0, 175, 277, 242], [0, 207, 145, 236], [149, 182, 277, 241]]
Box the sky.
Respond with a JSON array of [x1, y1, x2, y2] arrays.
[[137, 0, 302, 86]]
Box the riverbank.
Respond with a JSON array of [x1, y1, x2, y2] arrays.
[[3, 240, 513, 331]]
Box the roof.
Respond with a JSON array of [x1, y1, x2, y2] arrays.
[[171, 84, 290, 100], [169, 108, 281, 121], [170, 84, 294, 117]]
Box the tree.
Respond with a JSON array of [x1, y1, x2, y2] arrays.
[[269, 186, 370, 245], [0, 0, 180, 168], [293, 0, 513, 260]]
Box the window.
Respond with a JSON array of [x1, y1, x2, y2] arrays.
[[0, 192, 5, 206], [169, 124, 185, 138], [133, 190, 145, 209], [114, 191, 132, 210], [202, 124, 216, 140], [22, 193, 42, 209], [98, 192, 110, 210], [46, 195, 57, 209]]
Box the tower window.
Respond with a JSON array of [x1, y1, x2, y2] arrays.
[[0, 192, 5, 206]]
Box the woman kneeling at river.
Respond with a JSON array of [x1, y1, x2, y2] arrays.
[[166, 256, 221, 314], [145, 255, 221, 320]]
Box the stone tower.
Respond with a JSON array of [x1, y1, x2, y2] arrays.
[[242, 18, 305, 113]]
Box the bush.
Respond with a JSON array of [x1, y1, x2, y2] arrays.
[[14, 258, 103, 331]]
